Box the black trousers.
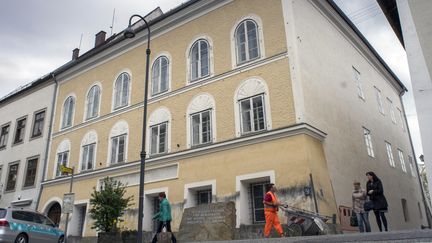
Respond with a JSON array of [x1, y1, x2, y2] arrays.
[[151, 221, 177, 243], [373, 210, 388, 231]]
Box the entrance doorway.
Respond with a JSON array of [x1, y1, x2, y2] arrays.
[[47, 202, 61, 225]]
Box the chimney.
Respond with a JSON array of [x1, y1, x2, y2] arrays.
[[95, 31, 106, 47], [72, 48, 80, 60]]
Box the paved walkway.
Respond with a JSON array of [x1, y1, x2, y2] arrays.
[[193, 229, 432, 243]]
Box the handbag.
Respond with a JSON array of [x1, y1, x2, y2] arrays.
[[350, 211, 358, 227], [364, 198, 374, 211]]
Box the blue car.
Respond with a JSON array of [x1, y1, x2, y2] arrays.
[[0, 207, 64, 243]]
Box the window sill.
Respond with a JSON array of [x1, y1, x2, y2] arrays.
[[189, 74, 211, 84], [113, 104, 129, 112], [190, 142, 213, 149], [240, 129, 268, 138], [29, 134, 43, 141], [3, 189, 16, 194], [0, 146, 6, 151], [151, 90, 169, 98], [84, 116, 99, 122], [12, 141, 24, 147], [22, 185, 36, 190], [235, 57, 261, 68]]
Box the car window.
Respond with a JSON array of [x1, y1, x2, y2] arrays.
[[30, 212, 43, 224], [0, 209, 6, 219], [41, 215, 56, 227], [12, 211, 33, 222]]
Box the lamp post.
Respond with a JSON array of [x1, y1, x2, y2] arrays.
[[124, 14, 151, 243]]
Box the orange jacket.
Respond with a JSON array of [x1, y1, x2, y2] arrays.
[[264, 191, 279, 212]]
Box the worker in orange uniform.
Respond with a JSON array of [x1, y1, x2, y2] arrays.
[[263, 183, 285, 238]]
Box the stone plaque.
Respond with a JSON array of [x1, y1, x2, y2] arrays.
[[177, 201, 236, 241]]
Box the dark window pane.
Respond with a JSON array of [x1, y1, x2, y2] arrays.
[[24, 158, 38, 187]]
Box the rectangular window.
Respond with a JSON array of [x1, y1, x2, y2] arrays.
[[387, 98, 396, 124], [398, 149, 407, 173], [111, 134, 126, 164], [6, 163, 19, 191], [353, 67, 364, 99], [240, 95, 266, 134], [31, 110, 46, 138], [81, 144, 95, 171], [374, 87, 384, 114], [401, 198, 409, 222], [14, 117, 27, 144], [23, 157, 38, 188], [250, 181, 270, 223], [385, 141, 395, 167], [196, 189, 212, 205], [0, 123, 10, 149], [363, 128, 375, 157], [398, 108, 406, 132], [408, 156, 416, 177], [150, 123, 167, 155], [191, 110, 212, 146], [56, 151, 69, 177]]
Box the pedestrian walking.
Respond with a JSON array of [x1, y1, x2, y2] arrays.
[[151, 192, 177, 243], [263, 183, 285, 238], [366, 171, 388, 232], [352, 181, 371, 232]]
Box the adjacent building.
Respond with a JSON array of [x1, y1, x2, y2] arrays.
[[0, 77, 56, 210], [379, 0, 432, 206], [28, 0, 426, 238]]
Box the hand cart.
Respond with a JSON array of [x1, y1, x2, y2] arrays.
[[281, 206, 330, 237]]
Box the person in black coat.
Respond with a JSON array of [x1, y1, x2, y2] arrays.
[[366, 171, 388, 231]]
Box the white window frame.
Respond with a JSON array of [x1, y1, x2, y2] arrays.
[[398, 149, 407, 173], [374, 86, 384, 114], [56, 151, 69, 177], [0, 122, 11, 149], [61, 95, 76, 129], [85, 84, 101, 121], [186, 94, 216, 148], [239, 94, 266, 135], [353, 67, 364, 100], [189, 39, 210, 82], [230, 14, 265, 69], [23, 156, 38, 188], [54, 139, 71, 178], [186, 36, 214, 84], [387, 98, 397, 124], [5, 162, 19, 192], [110, 134, 127, 165], [184, 180, 216, 209], [235, 19, 260, 65], [79, 131, 98, 172], [363, 127, 375, 158], [151, 55, 170, 96], [113, 72, 131, 110], [149, 122, 168, 155], [190, 109, 212, 147], [385, 141, 396, 167]]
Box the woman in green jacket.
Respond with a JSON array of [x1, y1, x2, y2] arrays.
[[152, 192, 177, 243]]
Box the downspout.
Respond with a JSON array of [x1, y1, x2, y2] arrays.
[[399, 90, 431, 228], [35, 73, 58, 211]]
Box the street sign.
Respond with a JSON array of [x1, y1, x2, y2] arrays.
[[60, 165, 73, 174], [63, 193, 75, 214]]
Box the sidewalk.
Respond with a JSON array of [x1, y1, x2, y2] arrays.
[[193, 229, 432, 243]]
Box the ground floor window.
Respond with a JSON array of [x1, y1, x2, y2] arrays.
[[250, 181, 270, 223], [197, 189, 212, 205]]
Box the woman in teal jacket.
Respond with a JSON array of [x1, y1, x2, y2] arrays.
[[151, 192, 177, 243]]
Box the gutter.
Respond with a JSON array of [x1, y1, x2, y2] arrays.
[[398, 91, 431, 228], [35, 72, 59, 211]]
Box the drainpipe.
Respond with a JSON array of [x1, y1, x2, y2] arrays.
[[35, 73, 59, 211], [399, 90, 431, 228]]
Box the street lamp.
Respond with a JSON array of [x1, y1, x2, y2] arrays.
[[124, 14, 151, 243]]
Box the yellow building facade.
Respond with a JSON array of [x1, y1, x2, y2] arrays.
[[38, 0, 337, 236]]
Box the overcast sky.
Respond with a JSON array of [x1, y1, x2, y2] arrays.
[[0, 0, 423, 156]]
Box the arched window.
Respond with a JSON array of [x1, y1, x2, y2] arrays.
[[109, 121, 129, 165], [187, 94, 216, 148], [190, 39, 210, 81], [151, 56, 169, 95], [234, 78, 271, 137], [85, 85, 101, 120], [61, 96, 75, 129], [148, 108, 171, 155], [113, 72, 130, 109], [235, 20, 260, 64], [55, 139, 70, 177], [80, 131, 97, 172]]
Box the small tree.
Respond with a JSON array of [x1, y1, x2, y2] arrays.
[[90, 177, 134, 233]]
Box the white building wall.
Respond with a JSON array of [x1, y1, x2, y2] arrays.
[[0, 82, 55, 209], [397, 0, 432, 202], [283, 0, 426, 230]]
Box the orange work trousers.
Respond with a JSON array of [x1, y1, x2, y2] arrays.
[[264, 210, 284, 237]]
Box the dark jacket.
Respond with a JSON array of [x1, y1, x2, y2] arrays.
[[366, 179, 388, 210]]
